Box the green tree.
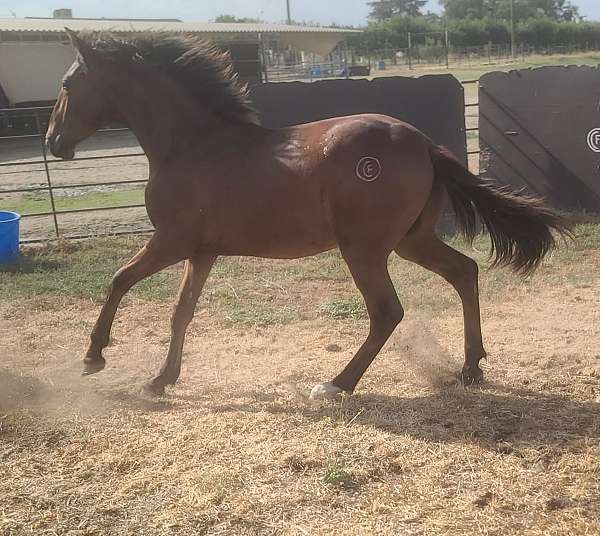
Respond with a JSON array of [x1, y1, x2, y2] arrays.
[[368, 0, 428, 21], [440, 0, 487, 19], [439, 0, 580, 22]]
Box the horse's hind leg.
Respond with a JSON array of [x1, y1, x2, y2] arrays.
[[83, 233, 186, 375], [395, 235, 486, 384], [145, 252, 216, 395], [311, 249, 404, 399]]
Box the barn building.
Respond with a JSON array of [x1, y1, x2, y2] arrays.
[[0, 11, 358, 109]]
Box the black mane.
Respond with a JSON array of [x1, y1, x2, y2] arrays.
[[81, 32, 259, 125]]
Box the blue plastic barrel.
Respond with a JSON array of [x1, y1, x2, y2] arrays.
[[0, 211, 21, 264]]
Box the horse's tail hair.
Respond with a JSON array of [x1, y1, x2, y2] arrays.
[[430, 145, 571, 275]]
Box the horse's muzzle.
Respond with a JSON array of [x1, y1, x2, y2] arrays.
[[46, 134, 75, 160]]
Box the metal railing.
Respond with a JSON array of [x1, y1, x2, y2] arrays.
[[265, 59, 360, 82], [0, 106, 151, 243], [360, 41, 600, 72]]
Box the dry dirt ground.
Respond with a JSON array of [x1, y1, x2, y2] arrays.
[[1, 234, 599, 535]]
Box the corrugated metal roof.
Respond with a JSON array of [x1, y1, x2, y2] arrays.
[[0, 18, 360, 34]]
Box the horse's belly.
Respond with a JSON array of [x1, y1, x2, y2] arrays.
[[219, 216, 336, 259]]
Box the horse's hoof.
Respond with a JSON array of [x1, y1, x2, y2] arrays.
[[461, 366, 484, 386], [143, 381, 165, 397], [81, 357, 106, 376], [310, 382, 344, 400]]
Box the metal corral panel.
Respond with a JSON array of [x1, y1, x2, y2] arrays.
[[251, 75, 467, 165], [479, 66, 600, 211]]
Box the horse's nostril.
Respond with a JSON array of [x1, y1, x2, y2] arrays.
[[47, 134, 63, 154]]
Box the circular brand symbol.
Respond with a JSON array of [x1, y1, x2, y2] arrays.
[[356, 156, 382, 182], [587, 128, 600, 153]]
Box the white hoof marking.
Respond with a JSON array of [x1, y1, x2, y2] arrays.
[[310, 382, 343, 400]]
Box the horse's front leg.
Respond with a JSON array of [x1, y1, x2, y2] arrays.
[[145, 252, 216, 395], [83, 233, 186, 375]]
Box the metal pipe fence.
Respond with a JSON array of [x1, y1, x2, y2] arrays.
[[265, 59, 357, 82], [0, 81, 481, 244], [0, 106, 151, 243], [360, 41, 600, 72]]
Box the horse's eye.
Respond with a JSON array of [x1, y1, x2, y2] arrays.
[[62, 80, 70, 91]]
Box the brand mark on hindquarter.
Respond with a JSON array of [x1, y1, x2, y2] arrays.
[[356, 156, 382, 182]]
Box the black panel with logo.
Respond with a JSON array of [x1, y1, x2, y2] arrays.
[[479, 66, 600, 211]]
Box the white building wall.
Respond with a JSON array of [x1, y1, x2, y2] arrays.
[[0, 42, 74, 105]]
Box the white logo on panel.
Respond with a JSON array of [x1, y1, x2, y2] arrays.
[[587, 128, 600, 153]]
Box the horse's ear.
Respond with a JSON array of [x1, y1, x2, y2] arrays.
[[65, 27, 96, 67]]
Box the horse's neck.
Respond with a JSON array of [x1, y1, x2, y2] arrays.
[[109, 68, 210, 161]]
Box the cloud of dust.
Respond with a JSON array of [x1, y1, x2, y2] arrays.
[[0, 365, 101, 415], [0, 363, 160, 417], [0, 369, 55, 411], [388, 320, 460, 388]]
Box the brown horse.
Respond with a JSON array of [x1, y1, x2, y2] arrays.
[[46, 30, 567, 398]]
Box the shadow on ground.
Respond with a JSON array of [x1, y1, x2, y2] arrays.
[[2, 365, 598, 455], [200, 381, 600, 453]]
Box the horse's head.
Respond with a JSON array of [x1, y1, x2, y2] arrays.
[[46, 29, 112, 160]]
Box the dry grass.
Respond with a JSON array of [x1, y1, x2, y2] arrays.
[[1, 227, 600, 535]]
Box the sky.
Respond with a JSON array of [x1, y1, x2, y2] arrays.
[[3, 1, 599, 26]]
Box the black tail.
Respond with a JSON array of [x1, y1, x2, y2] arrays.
[[431, 145, 571, 275]]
